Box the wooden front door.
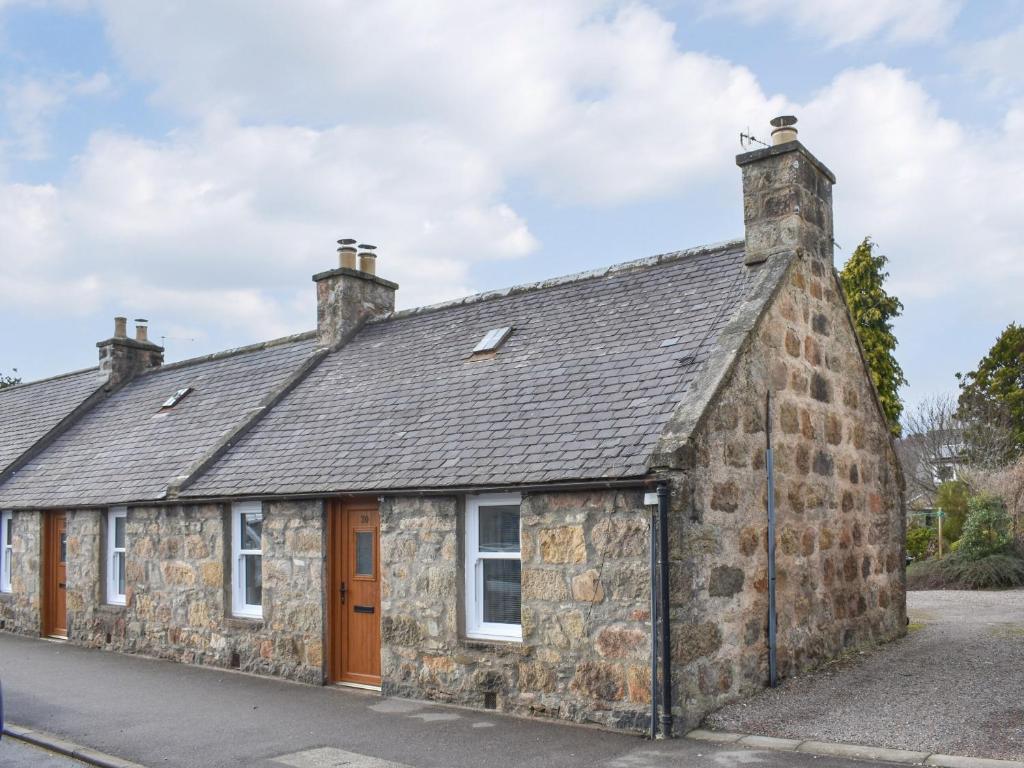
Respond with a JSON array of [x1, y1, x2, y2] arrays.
[[328, 499, 381, 687], [42, 511, 68, 638]]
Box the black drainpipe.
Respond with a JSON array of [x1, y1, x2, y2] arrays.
[[657, 481, 673, 736], [766, 392, 778, 687], [649, 496, 659, 739]]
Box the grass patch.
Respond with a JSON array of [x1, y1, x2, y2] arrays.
[[907, 551, 1024, 590]]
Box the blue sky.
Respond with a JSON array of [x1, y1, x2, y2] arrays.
[[2, 1, 1022, 414]]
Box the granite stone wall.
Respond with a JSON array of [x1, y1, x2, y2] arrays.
[[0, 510, 42, 634], [664, 251, 906, 731], [7, 500, 328, 683], [380, 491, 655, 732]]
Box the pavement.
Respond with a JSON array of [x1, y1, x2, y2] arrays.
[[0, 737, 88, 767], [2, 632, 911, 768], [706, 589, 1024, 760]]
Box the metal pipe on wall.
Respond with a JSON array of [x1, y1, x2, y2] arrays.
[[656, 482, 673, 736], [649, 500, 659, 739], [766, 392, 778, 687]]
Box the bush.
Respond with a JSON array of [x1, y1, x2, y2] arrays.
[[907, 550, 1024, 590], [906, 526, 937, 560], [959, 495, 1012, 560], [935, 480, 970, 541]]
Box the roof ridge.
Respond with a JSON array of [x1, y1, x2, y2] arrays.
[[377, 238, 745, 323], [0, 365, 103, 393], [143, 330, 317, 375]]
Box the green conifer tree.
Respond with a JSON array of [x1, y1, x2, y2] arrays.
[[839, 237, 907, 436]]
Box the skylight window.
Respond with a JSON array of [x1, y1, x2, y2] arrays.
[[473, 327, 513, 354], [161, 387, 193, 409]]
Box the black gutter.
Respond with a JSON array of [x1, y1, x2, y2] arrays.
[[766, 391, 778, 687], [657, 481, 673, 737]]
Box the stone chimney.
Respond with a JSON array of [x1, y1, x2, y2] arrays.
[[313, 239, 397, 347], [736, 116, 836, 267], [97, 316, 164, 387]]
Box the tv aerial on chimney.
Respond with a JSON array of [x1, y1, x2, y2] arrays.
[[739, 127, 769, 150]]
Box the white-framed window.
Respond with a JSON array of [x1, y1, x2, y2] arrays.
[[464, 493, 522, 641], [106, 507, 127, 605], [231, 501, 263, 619], [1, 511, 12, 593]]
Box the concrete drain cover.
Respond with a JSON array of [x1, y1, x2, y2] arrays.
[[273, 747, 413, 768]]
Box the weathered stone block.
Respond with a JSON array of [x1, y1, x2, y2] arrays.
[[539, 526, 586, 563]]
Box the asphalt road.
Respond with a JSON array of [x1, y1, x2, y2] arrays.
[[707, 589, 1024, 759], [0, 632, 907, 768], [0, 738, 87, 767]]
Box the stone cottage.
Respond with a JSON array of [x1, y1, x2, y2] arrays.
[[0, 118, 906, 735]]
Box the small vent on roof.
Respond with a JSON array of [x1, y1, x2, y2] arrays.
[[472, 327, 513, 355], [161, 387, 193, 409]]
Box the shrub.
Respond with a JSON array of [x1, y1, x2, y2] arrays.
[[935, 480, 970, 541], [959, 495, 1012, 560], [907, 550, 1024, 590], [906, 526, 936, 561]]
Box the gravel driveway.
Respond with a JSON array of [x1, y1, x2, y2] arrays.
[[705, 589, 1024, 759]]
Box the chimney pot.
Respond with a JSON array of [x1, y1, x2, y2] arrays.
[[114, 316, 127, 338], [770, 115, 798, 145], [358, 245, 377, 275], [134, 318, 149, 343]]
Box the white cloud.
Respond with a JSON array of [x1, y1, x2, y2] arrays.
[[961, 24, 1024, 97], [0, 118, 537, 341], [96, 1, 782, 204], [2, 0, 1022, 402], [0, 71, 111, 161], [710, 0, 962, 46]]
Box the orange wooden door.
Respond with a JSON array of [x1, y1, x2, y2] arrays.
[[328, 499, 381, 686], [43, 511, 68, 638]]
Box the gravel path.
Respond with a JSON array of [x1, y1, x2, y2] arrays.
[[705, 589, 1024, 759]]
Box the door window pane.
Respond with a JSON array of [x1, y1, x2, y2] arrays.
[[114, 516, 125, 549], [356, 531, 374, 576], [4, 518, 10, 546], [241, 514, 262, 550], [244, 554, 262, 606], [482, 559, 521, 625], [60, 532, 67, 563], [478, 505, 520, 552]]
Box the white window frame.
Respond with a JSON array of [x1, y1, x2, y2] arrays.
[[106, 506, 127, 605], [1, 511, 12, 593], [231, 501, 263, 619], [464, 493, 522, 642]]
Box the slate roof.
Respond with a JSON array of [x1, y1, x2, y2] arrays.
[[0, 334, 317, 508], [185, 240, 762, 497], [0, 367, 106, 472]]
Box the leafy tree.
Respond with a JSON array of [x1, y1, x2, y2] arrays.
[[958, 494, 1012, 561], [956, 323, 1024, 465], [839, 237, 907, 436], [935, 479, 969, 542], [0, 369, 20, 389]]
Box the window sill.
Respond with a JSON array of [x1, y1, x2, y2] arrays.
[[0, 591, 13, 601], [459, 637, 529, 656], [226, 616, 264, 630], [95, 603, 126, 616]]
